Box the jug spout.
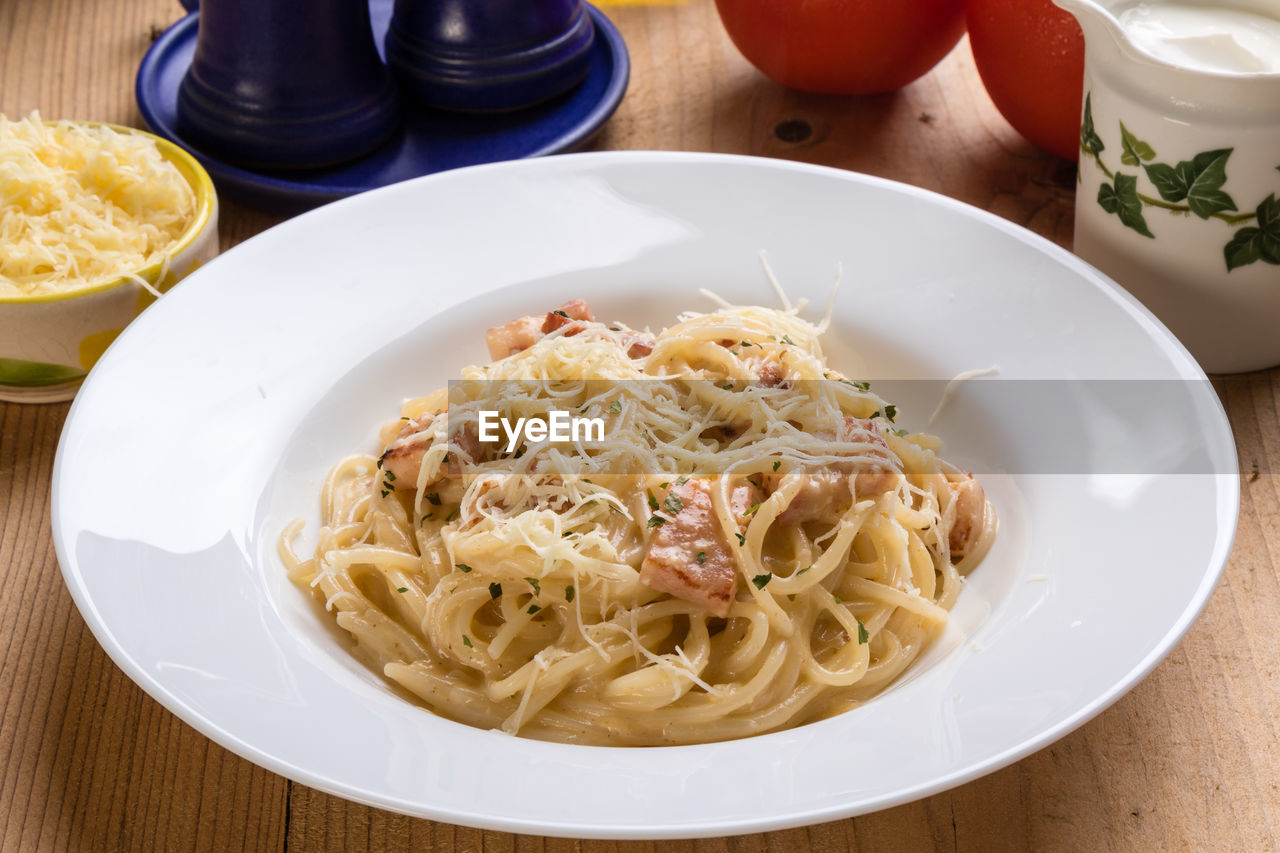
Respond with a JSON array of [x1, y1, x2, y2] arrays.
[[1051, 0, 1127, 52]]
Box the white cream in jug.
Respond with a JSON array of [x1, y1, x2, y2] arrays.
[[1117, 3, 1280, 73]]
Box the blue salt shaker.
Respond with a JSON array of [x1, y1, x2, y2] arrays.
[[386, 0, 595, 112], [177, 0, 401, 170]]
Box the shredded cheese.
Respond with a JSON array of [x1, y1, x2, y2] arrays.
[[0, 112, 195, 297]]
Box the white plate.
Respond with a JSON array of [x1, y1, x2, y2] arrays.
[[52, 152, 1238, 839]]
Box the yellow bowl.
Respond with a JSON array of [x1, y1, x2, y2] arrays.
[[0, 123, 219, 403]]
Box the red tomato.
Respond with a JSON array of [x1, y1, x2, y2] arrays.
[[967, 0, 1085, 161], [714, 0, 968, 95]]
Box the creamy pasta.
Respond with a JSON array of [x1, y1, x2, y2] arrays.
[[281, 297, 995, 745]]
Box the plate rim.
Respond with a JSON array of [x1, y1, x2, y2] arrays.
[[51, 150, 1240, 838]]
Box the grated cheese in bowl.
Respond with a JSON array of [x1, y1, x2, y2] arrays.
[[0, 112, 197, 298]]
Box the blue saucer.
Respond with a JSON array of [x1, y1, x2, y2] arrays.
[[136, 2, 629, 212]]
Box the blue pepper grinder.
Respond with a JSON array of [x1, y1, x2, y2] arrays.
[[386, 0, 595, 112], [177, 0, 401, 170]]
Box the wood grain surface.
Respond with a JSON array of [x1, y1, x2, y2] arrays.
[[1, 0, 1275, 850]]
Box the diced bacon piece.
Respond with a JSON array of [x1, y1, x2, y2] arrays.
[[777, 472, 853, 524], [541, 316, 590, 339], [639, 478, 754, 617], [563, 299, 595, 321], [775, 417, 898, 523], [381, 412, 437, 486], [625, 335, 654, 359], [486, 300, 596, 360], [486, 315, 543, 361], [854, 467, 899, 496], [449, 421, 487, 470], [839, 419, 898, 496], [541, 299, 594, 332], [776, 467, 899, 524], [757, 362, 788, 388], [380, 414, 487, 488], [542, 312, 569, 334], [728, 482, 759, 520], [947, 475, 987, 557]]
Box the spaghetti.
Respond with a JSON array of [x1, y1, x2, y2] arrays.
[[281, 297, 995, 745]]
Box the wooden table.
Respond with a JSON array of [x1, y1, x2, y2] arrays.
[[3, 1, 1276, 850]]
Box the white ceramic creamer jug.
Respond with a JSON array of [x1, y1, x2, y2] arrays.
[[1054, 0, 1280, 373]]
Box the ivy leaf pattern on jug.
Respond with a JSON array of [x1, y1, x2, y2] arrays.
[[1119, 122, 1155, 166], [1080, 92, 1279, 271], [1224, 195, 1280, 271], [1143, 149, 1237, 220], [1080, 93, 1106, 158], [1097, 173, 1154, 238]]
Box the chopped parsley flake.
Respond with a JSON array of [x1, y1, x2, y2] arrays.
[[884, 404, 897, 421], [796, 566, 811, 576], [565, 585, 575, 602], [396, 587, 408, 593], [489, 582, 502, 599], [609, 401, 622, 414], [664, 494, 683, 515], [895, 428, 908, 437], [847, 380, 871, 392], [781, 335, 795, 346], [696, 551, 706, 564], [735, 533, 746, 546], [425, 492, 442, 506], [743, 502, 760, 516], [462, 635, 473, 648], [553, 309, 569, 318], [527, 604, 542, 615], [720, 383, 734, 391], [740, 340, 753, 347], [647, 515, 665, 528], [446, 507, 459, 521], [384, 471, 396, 481], [524, 576, 541, 596], [675, 475, 688, 486], [380, 489, 390, 498], [773, 460, 782, 471], [752, 573, 772, 589], [456, 563, 473, 573], [857, 620, 870, 644], [648, 494, 659, 511], [833, 595, 844, 604]]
